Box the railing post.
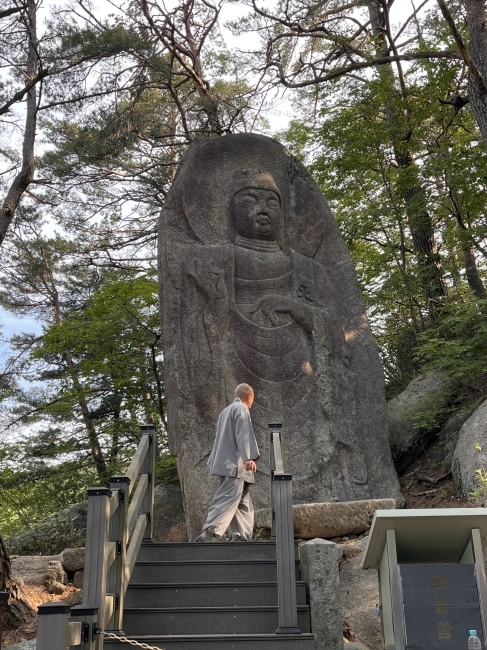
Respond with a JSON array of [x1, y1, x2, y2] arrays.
[[36, 602, 70, 649], [83, 487, 111, 636], [69, 605, 99, 650], [269, 425, 301, 635], [107, 476, 130, 631], [268, 423, 282, 540], [140, 424, 156, 541]]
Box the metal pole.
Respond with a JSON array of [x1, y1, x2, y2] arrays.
[[0, 591, 7, 649]]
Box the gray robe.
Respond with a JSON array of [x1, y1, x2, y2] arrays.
[[207, 397, 260, 483]]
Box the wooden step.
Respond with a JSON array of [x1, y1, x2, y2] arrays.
[[122, 605, 311, 635], [138, 541, 298, 562], [131, 560, 300, 584], [125, 581, 308, 607], [104, 633, 315, 650]]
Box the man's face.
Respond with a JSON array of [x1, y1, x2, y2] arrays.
[[231, 188, 281, 241]]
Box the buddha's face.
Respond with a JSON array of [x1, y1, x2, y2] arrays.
[[231, 187, 281, 241]]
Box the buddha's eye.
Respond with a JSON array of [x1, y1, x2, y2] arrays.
[[268, 199, 280, 208]]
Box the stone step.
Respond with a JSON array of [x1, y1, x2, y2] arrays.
[[122, 606, 311, 635], [104, 633, 315, 650], [138, 542, 298, 562], [131, 560, 300, 584], [125, 581, 308, 608]]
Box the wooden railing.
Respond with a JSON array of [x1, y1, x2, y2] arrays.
[[36, 424, 156, 649], [268, 423, 302, 635]]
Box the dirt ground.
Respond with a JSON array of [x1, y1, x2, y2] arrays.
[[2, 585, 81, 647], [399, 439, 479, 509]]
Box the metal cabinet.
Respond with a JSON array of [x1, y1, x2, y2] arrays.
[[362, 509, 487, 650]]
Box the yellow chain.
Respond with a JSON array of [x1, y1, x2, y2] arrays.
[[98, 629, 165, 650]]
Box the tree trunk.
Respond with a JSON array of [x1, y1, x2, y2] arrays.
[[368, 1, 448, 319], [0, 536, 35, 631], [461, 0, 487, 152], [0, 0, 38, 246]]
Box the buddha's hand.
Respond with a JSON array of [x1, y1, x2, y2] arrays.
[[251, 294, 313, 333], [187, 258, 227, 300]]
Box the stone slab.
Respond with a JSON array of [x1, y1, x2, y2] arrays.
[[254, 499, 396, 538]]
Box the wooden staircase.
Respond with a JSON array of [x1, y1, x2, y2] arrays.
[[104, 541, 315, 649], [36, 424, 315, 649]]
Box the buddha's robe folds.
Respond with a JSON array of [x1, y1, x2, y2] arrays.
[[181, 242, 368, 506]]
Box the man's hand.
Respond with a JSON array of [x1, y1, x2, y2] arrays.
[[245, 460, 257, 472]]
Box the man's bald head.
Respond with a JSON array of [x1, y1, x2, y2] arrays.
[[235, 383, 254, 408]]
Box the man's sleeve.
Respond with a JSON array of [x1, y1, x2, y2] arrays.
[[234, 406, 260, 462]]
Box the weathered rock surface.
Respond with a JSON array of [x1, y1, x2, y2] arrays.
[[45, 560, 68, 585], [439, 411, 471, 464], [345, 643, 371, 650], [6, 640, 37, 650], [153, 483, 187, 542], [160, 132, 401, 538], [6, 501, 87, 556], [62, 547, 85, 573], [388, 372, 451, 472], [73, 569, 84, 589], [452, 400, 487, 498], [254, 499, 396, 539], [300, 539, 343, 650], [339, 538, 381, 650], [47, 580, 66, 595], [10, 554, 63, 586]]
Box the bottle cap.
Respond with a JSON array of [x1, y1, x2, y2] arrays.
[[470, 631, 477, 636]]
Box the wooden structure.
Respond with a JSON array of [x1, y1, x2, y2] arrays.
[[36, 424, 310, 649], [362, 508, 487, 650]]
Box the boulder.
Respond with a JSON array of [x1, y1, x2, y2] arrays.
[[345, 643, 371, 650], [73, 569, 84, 589], [452, 400, 487, 498], [62, 547, 85, 573], [6, 501, 87, 556], [388, 372, 451, 472], [339, 537, 381, 650], [153, 483, 187, 542], [438, 411, 471, 464], [10, 554, 63, 586], [47, 581, 66, 595], [254, 499, 396, 539], [45, 560, 68, 585]]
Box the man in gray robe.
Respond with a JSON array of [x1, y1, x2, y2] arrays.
[[195, 383, 260, 542]]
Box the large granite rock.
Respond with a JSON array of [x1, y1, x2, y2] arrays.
[[254, 499, 396, 539], [6, 501, 87, 556], [153, 483, 187, 542], [452, 400, 487, 498], [10, 554, 63, 586], [159, 133, 401, 538], [438, 411, 471, 464], [62, 547, 85, 573], [339, 538, 381, 650], [388, 372, 451, 472]]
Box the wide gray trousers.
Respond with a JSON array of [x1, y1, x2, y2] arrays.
[[202, 475, 254, 540]]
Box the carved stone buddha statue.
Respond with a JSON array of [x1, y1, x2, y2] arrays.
[[159, 134, 402, 539]]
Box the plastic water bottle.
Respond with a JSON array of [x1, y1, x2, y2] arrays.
[[468, 631, 482, 650]]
